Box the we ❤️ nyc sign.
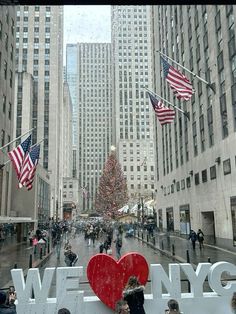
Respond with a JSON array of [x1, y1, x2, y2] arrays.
[[10, 253, 236, 314]]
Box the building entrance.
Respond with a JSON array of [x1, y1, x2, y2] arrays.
[[179, 204, 190, 235], [166, 207, 174, 231], [201, 211, 216, 244]]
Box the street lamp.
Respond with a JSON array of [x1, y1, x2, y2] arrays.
[[110, 145, 116, 151]]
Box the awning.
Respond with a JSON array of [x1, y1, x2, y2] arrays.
[[118, 205, 129, 213], [0, 216, 37, 223], [130, 204, 138, 213]]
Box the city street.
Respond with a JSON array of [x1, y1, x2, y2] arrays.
[[2, 229, 236, 296], [39, 233, 172, 296]]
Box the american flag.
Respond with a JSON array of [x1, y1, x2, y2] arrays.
[[147, 92, 175, 125], [161, 57, 194, 101], [18, 145, 40, 189], [8, 135, 32, 179]]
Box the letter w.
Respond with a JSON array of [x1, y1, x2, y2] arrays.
[[11, 268, 55, 303]]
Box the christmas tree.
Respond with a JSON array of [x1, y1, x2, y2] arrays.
[[95, 150, 129, 218]]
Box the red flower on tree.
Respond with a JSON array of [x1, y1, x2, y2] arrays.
[[95, 151, 128, 218]]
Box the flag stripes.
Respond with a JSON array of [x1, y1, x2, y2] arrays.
[[148, 92, 175, 125], [161, 57, 194, 101], [18, 145, 40, 189], [7, 135, 32, 179]]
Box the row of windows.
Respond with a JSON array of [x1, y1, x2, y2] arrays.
[[124, 165, 154, 172], [163, 156, 234, 196], [129, 183, 154, 190], [17, 16, 51, 22]]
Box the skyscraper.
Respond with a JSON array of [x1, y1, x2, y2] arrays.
[[15, 5, 64, 218], [111, 5, 156, 205], [0, 6, 16, 216], [66, 43, 113, 211]]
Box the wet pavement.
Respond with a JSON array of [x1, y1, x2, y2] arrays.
[[136, 229, 236, 267], [39, 233, 172, 296], [1, 229, 236, 292]]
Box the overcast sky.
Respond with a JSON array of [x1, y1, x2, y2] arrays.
[[64, 5, 111, 63]]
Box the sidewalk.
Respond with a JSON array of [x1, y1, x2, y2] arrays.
[[135, 229, 236, 268], [0, 235, 52, 290]]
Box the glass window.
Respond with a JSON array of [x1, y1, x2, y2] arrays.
[[223, 158, 231, 175], [195, 173, 200, 185], [202, 169, 207, 182], [210, 165, 216, 180]]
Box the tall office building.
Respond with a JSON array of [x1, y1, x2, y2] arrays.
[[66, 43, 113, 211], [0, 6, 16, 216], [111, 5, 156, 206], [152, 5, 236, 249], [66, 44, 78, 178], [15, 5, 64, 218]]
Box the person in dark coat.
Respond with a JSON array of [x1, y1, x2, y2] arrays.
[[188, 229, 197, 250], [197, 228, 204, 249], [123, 276, 145, 314], [0, 291, 16, 314]]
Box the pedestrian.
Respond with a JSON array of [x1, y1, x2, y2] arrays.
[[99, 242, 104, 253], [64, 247, 78, 267], [123, 276, 145, 314], [0, 291, 16, 314], [165, 299, 182, 314], [188, 229, 197, 250], [58, 308, 71, 314], [115, 299, 130, 314], [114, 232, 123, 260], [197, 228, 204, 249], [231, 291, 236, 313]]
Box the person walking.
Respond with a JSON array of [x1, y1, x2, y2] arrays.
[[114, 232, 123, 260], [188, 229, 197, 250], [123, 276, 145, 314], [165, 299, 182, 314], [197, 228, 204, 249]]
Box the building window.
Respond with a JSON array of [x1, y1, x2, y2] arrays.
[[199, 114, 205, 152], [223, 158, 231, 175], [176, 181, 180, 191], [230, 197, 236, 246], [3, 95, 6, 113], [181, 179, 185, 190], [1, 129, 5, 146], [192, 122, 198, 156], [4, 61, 7, 79], [232, 83, 236, 131], [210, 165, 216, 180], [8, 102, 11, 120], [207, 106, 214, 147], [220, 93, 228, 138], [194, 173, 200, 185], [186, 177, 191, 188], [202, 169, 207, 182]]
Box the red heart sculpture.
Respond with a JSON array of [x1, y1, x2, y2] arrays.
[[87, 252, 149, 310]]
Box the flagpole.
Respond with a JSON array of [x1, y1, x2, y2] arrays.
[[156, 50, 216, 93], [145, 88, 190, 120], [30, 138, 44, 149], [0, 127, 35, 152]]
